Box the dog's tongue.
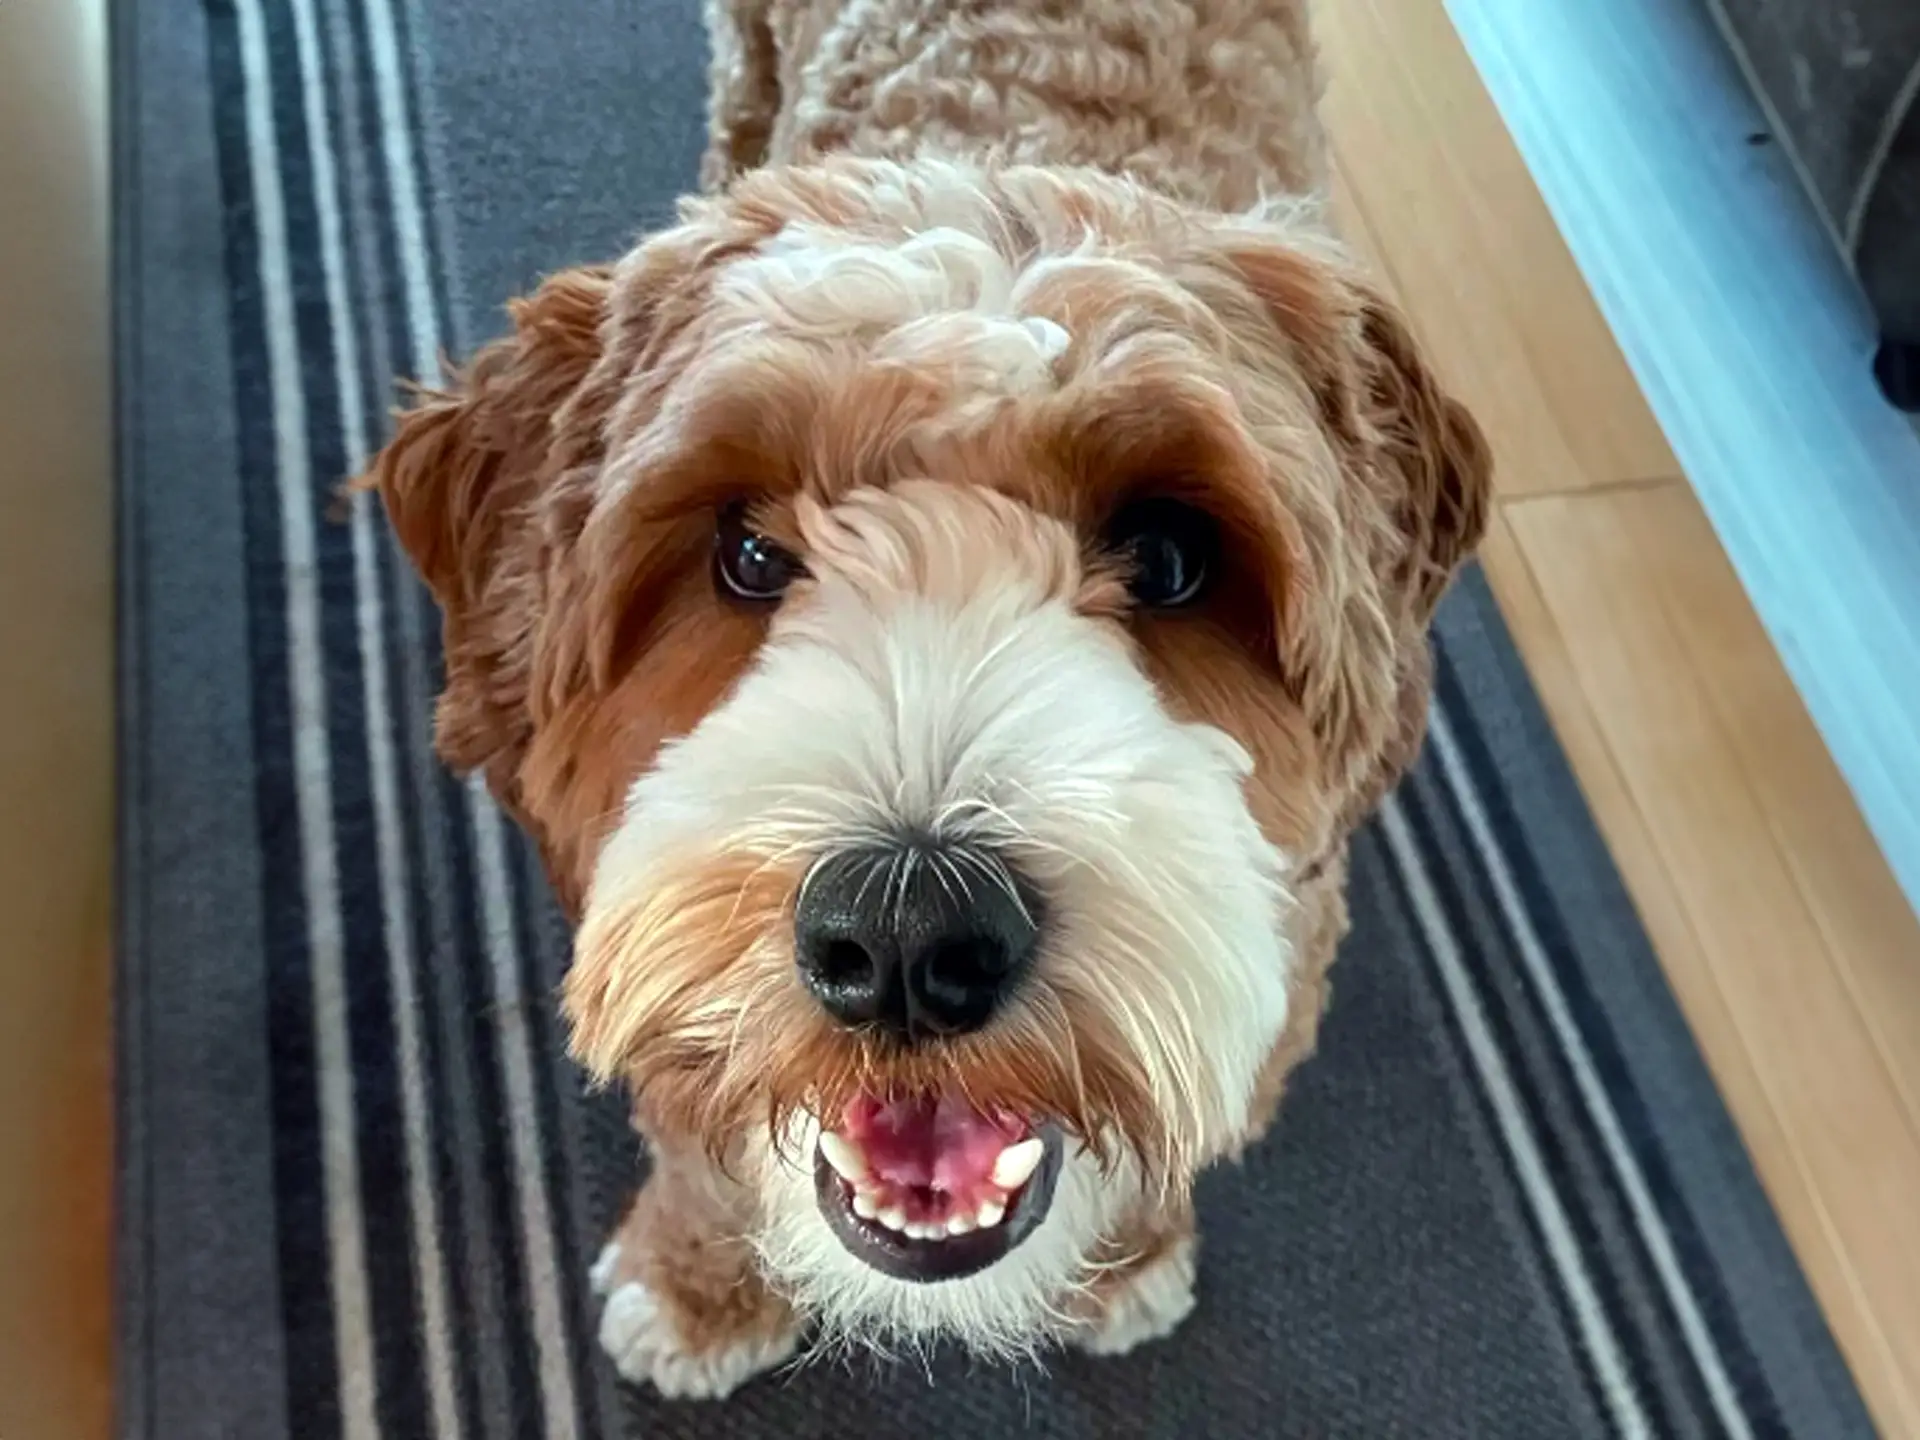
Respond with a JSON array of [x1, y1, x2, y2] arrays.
[[842, 1093, 1028, 1194]]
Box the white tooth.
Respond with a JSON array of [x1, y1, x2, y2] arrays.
[[879, 1206, 908, 1233], [851, 1188, 880, 1220], [947, 1212, 977, 1236], [912, 1223, 940, 1241], [818, 1130, 870, 1183], [989, 1137, 1045, 1191], [977, 1198, 1006, 1229]]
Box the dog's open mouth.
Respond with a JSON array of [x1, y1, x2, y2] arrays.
[[812, 1092, 1064, 1283]]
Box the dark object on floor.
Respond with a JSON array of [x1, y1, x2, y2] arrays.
[[112, 0, 1878, 1436], [1874, 336, 1920, 413]]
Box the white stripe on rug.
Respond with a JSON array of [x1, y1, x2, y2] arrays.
[[1426, 705, 1752, 1438], [469, 781, 584, 1440], [1380, 796, 1652, 1440], [285, 0, 465, 1431], [357, 0, 585, 1431], [232, 1, 379, 1435]]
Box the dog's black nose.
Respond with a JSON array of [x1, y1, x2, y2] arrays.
[[794, 844, 1041, 1041]]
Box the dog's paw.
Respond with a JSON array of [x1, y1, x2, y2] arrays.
[[1073, 1236, 1198, 1357], [593, 1247, 799, 1400]]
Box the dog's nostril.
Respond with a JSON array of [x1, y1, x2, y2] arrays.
[[817, 938, 876, 988], [926, 937, 1011, 992]]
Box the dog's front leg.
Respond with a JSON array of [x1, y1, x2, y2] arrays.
[[1067, 1207, 1200, 1357], [589, 1141, 801, 1400]]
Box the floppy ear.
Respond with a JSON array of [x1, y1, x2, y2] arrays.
[[1219, 234, 1491, 626], [1351, 292, 1492, 623], [360, 265, 614, 798]]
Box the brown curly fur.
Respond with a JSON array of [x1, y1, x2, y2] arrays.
[[361, 0, 1490, 1382], [700, 0, 1325, 208]]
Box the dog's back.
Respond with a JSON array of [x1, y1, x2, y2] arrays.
[[704, 0, 1326, 210]]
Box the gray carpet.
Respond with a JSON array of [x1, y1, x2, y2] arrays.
[[112, 0, 1879, 1436]]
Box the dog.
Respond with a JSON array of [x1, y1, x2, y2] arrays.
[[361, 0, 1491, 1400]]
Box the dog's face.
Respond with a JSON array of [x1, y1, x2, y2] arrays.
[[366, 158, 1488, 1353]]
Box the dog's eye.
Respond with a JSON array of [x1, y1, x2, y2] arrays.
[[1105, 499, 1217, 609], [714, 504, 804, 602]]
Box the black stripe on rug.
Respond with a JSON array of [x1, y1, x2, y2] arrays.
[[379, 0, 462, 354], [315, 5, 501, 1436], [204, 5, 345, 1435], [328, 0, 598, 1433], [258, 6, 441, 1436], [507, 831, 607, 1440], [372, 0, 615, 1426], [1429, 640, 1791, 1436], [1392, 775, 1709, 1436], [1361, 820, 1629, 1435], [314, 0, 502, 1433]]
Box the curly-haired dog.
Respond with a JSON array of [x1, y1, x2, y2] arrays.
[[361, 0, 1491, 1400]]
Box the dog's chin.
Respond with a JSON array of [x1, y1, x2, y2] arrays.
[[807, 1092, 1067, 1284]]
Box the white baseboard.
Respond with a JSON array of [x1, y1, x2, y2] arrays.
[[1445, 0, 1920, 920]]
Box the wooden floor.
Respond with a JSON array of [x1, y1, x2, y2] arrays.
[[0, 1, 115, 1439], [1321, 2, 1920, 1435], [2, 0, 1917, 1436]]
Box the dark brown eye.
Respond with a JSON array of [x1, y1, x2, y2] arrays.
[[1106, 499, 1218, 609], [714, 503, 804, 602]]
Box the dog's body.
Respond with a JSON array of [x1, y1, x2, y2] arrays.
[[699, 0, 1325, 209], [364, 0, 1490, 1400]]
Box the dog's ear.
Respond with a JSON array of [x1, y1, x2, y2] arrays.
[[1348, 290, 1492, 622], [1215, 234, 1491, 625], [360, 265, 617, 796]]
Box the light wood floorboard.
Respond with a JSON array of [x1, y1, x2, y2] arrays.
[[0, 1, 115, 1438], [1319, 0, 1680, 498]]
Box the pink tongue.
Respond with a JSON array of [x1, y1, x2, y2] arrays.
[[842, 1093, 1027, 1194]]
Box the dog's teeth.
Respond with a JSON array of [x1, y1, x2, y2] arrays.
[[818, 1130, 870, 1183], [879, 1206, 909, 1233], [851, 1187, 880, 1221], [946, 1212, 977, 1236], [977, 1198, 1006, 1230], [989, 1137, 1045, 1191]]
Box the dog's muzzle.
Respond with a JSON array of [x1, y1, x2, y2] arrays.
[[795, 841, 1064, 1281]]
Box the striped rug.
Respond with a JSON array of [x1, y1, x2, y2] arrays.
[[112, 0, 1878, 1435]]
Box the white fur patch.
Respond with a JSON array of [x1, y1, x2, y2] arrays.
[[1073, 1236, 1198, 1357], [596, 1267, 799, 1401], [589, 1242, 623, 1297]]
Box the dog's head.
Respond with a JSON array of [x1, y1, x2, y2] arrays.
[[364, 158, 1488, 1353]]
